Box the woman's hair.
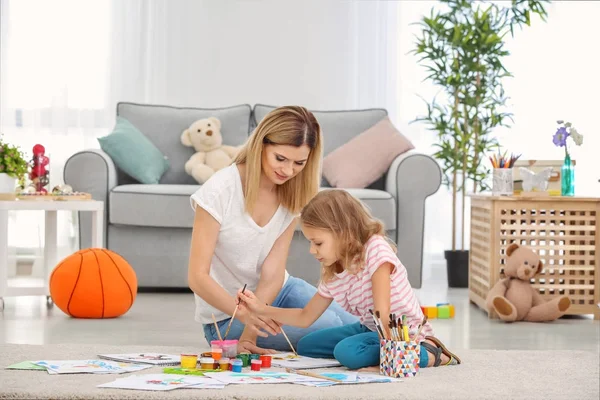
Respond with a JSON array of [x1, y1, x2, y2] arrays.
[[300, 189, 396, 282], [234, 106, 323, 215]]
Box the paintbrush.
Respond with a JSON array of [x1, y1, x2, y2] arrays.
[[413, 315, 428, 341], [369, 309, 385, 339], [263, 302, 297, 356], [223, 283, 247, 340], [286, 368, 343, 383], [375, 311, 388, 339], [280, 327, 298, 357], [211, 313, 223, 342]]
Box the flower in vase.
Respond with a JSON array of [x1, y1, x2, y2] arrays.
[[553, 120, 583, 157], [553, 126, 568, 147], [570, 128, 583, 146]]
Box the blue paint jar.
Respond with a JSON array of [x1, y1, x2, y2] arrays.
[[232, 359, 243, 373]]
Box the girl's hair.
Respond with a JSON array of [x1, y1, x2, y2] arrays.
[[300, 189, 396, 282], [234, 106, 323, 215]]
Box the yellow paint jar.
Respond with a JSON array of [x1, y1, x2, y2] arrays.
[[199, 357, 215, 370], [180, 354, 198, 369]]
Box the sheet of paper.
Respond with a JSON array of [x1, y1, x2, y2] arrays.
[[204, 371, 322, 385], [5, 361, 47, 371], [98, 374, 220, 391], [98, 353, 181, 365], [295, 372, 402, 387], [33, 360, 152, 374], [270, 352, 341, 369]]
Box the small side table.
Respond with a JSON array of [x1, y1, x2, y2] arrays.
[[469, 194, 600, 320], [0, 199, 104, 310]]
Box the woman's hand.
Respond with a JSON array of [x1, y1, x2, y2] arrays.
[[237, 338, 277, 355], [237, 289, 266, 315], [234, 300, 281, 338]]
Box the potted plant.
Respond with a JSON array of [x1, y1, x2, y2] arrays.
[[0, 135, 29, 193], [412, 0, 549, 287]]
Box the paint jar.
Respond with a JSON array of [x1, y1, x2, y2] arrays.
[[180, 354, 198, 369], [218, 357, 230, 371], [221, 340, 238, 358], [211, 347, 223, 361], [250, 359, 262, 371], [199, 357, 215, 370], [210, 340, 224, 350], [249, 354, 261, 361], [231, 359, 243, 373], [260, 355, 272, 368], [236, 353, 250, 367]]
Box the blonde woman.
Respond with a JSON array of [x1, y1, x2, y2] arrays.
[[187, 106, 357, 354]]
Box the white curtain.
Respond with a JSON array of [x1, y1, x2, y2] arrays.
[[396, 1, 600, 284], [0, 0, 400, 274]]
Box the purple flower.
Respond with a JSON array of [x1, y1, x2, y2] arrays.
[[553, 127, 569, 147]]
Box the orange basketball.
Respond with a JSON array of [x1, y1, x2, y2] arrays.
[[50, 248, 137, 318]]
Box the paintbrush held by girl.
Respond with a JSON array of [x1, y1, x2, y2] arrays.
[[237, 189, 461, 370]]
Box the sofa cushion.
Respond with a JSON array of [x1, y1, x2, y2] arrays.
[[109, 185, 395, 231], [323, 117, 414, 188], [110, 184, 199, 228], [116, 103, 252, 185], [98, 117, 170, 184], [253, 104, 388, 157]]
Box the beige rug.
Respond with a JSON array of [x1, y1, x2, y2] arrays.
[[1, 344, 598, 400]]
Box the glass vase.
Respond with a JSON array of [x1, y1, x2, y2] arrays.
[[561, 153, 575, 196]]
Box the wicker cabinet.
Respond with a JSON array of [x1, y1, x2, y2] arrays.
[[468, 194, 600, 320]]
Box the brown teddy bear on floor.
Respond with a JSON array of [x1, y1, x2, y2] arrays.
[[486, 243, 571, 322]]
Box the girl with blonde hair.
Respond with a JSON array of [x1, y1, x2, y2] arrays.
[[238, 189, 461, 369], [188, 106, 357, 354]]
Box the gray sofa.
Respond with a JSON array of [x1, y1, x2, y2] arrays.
[[64, 102, 441, 289]]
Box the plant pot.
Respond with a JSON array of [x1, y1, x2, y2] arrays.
[[0, 173, 17, 193], [445, 250, 469, 288]]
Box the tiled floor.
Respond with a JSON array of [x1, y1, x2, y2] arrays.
[[1, 277, 598, 352]]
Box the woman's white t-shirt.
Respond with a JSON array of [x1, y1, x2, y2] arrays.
[[189, 164, 295, 324]]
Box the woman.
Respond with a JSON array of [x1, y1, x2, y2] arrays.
[[187, 106, 357, 355]]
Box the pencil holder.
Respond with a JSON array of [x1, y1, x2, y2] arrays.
[[492, 168, 513, 196], [379, 339, 420, 378]]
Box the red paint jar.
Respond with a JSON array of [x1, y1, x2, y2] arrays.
[[250, 359, 262, 371], [260, 355, 272, 368]]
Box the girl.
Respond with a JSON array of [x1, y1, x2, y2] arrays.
[[187, 106, 357, 356], [237, 189, 461, 369]]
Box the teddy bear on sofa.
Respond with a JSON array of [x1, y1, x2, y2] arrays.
[[486, 243, 571, 322], [181, 117, 241, 184]]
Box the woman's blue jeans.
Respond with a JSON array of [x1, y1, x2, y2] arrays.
[[202, 276, 358, 350]]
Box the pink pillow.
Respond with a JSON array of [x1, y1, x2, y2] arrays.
[[322, 117, 414, 188]]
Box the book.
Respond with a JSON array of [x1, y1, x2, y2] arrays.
[[98, 353, 185, 366]]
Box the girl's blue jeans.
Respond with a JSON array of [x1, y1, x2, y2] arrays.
[[202, 276, 358, 350], [297, 322, 429, 370]]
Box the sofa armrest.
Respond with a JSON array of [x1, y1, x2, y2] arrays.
[[63, 149, 118, 249], [385, 150, 442, 288]]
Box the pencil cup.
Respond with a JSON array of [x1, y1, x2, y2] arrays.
[[379, 339, 420, 378], [492, 168, 513, 196]]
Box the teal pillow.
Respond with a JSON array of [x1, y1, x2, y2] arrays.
[[98, 117, 169, 184]]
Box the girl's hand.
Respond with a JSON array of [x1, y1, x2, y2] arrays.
[[237, 289, 266, 315]]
